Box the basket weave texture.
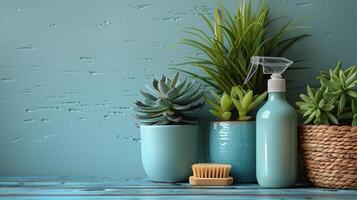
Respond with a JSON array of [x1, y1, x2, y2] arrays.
[[299, 125, 357, 189]]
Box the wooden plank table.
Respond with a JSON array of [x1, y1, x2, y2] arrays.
[[0, 177, 356, 199]]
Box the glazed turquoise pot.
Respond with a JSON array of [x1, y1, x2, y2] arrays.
[[209, 121, 256, 183], [140, 125, 198, 182]]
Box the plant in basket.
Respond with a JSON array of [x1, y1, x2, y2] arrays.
[[296, 61, 357, 189], [134, 72, 205, 182]]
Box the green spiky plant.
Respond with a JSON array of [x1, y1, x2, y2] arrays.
[[207, 86, 267, 121], [175, 0, 309, 94], [296, 61, 357, 126], [134, 73, 205, 125]]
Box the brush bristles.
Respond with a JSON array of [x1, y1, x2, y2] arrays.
[[192, 163, 231, 178]]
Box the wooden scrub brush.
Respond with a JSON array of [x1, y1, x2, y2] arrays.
[[189, 163, 233, 186]]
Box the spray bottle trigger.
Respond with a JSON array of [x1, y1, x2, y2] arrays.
[[244, 56, 293, 85], [244, 64, 259, 85]]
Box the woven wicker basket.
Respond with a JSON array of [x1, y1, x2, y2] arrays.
[[299, 125, 357, 189]]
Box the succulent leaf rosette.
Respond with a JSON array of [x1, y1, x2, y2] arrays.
[[296, 61, 357, 126], [206, 86, 268, 121], [134, 73, 205, 125]]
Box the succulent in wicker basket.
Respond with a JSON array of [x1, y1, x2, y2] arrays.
[[296, 61, 357, 189], [133, 72, 205, 125], [296, 61, 357, 126]]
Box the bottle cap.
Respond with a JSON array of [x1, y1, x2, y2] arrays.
[[268, 77, 286, 92]]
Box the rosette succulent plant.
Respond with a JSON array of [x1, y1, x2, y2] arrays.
[[134, 73, 205, 125], [206, 91, 233, 121], [296, 61, 357, 126], [206, 86, 267, 121], [296, 86, 337, 124]]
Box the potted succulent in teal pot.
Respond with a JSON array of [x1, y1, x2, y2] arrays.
[[207, 87, 267, 182], [133, 72, 205, 182]]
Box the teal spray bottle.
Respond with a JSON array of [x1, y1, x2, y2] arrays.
[[244, 56, 297, 188]]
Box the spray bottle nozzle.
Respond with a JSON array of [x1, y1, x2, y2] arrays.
[[244, 56, 293, 85]]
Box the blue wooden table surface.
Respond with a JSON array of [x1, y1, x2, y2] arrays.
[[0, 177, 356, 199]]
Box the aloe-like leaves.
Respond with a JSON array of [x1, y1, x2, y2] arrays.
[[206, 97, 221, 111], [206, 91, 233, 121], [248, 91, 268, 111], [206, 86, 266, 121], [220, 93, 232, 111], [231, 87, 267, 121], [221, 112, 232, 120]]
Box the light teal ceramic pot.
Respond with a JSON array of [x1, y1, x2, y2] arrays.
[[209, 121, 256, 183], [140, 125, 198, 182]]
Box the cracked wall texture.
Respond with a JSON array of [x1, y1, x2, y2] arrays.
[[0, 0, 356, 177]]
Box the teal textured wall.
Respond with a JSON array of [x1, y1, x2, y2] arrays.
[[0, 0, 356, 178]]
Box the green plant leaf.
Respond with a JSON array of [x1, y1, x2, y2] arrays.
[[232, 98, 243, 112], [326, 112, 339, 125], [177, 0, 308, 94], [322, 104, 334, 112], [222, 111, 232, 121], [140, 90, 157, 101], [248, 91, 268, 111], [158, 79, 170, 94], [209, 109, 222, 118], [300, 94, 312, 104], [241, 90, 253, 109], [170, 72, 180, 88], [346, 90, 357, 98], [206, 97, 221, 112], [352, 99, 357, 113], [134, 73, 204, 125], [238, 116, 251, 121], [304, 111, 316, 124], [346, 71, 356, 86], [318, 99, 325, 109], [338, 94, 346, 116], [220, 93, 232, 111], [307, 85, 316, 101], [166, 88, 180, 100], [353, 113, 357, 126]]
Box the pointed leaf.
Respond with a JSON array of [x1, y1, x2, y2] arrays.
[[158, 79, 170, 94], [338, 94, 346, 116], [326, 112, 339, 125], [170, 72, 180, 88], [140, 90, 157, 101], [221, 111, 232, 121]]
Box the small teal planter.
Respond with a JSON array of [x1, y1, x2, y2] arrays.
[[209, 121, 256, 183], [140, 125, 198, 182]]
